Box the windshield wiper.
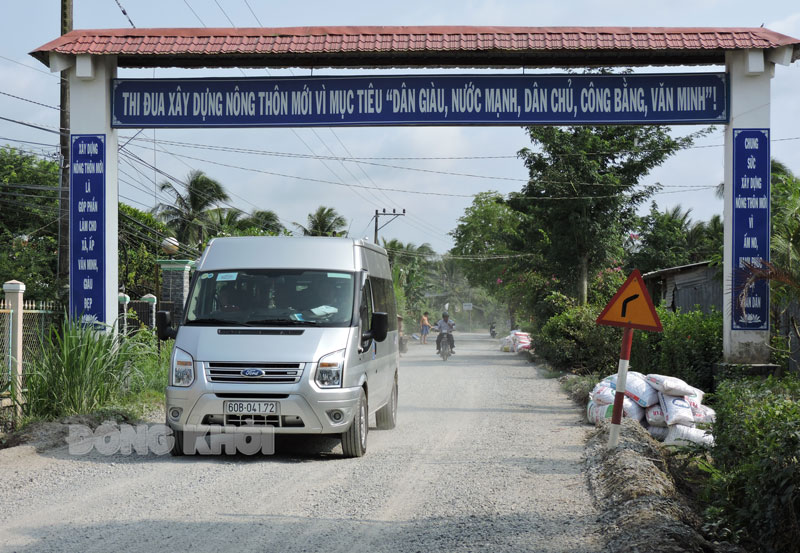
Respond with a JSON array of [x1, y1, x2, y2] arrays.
[[186, 317, 253, 327], [245, 318, 318, 326]]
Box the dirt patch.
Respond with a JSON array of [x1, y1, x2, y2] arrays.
[[0, 405, 164, 453], [584, 418, 745, 553]]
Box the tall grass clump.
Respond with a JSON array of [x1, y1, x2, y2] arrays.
[[125, 328, 170, 395], [25, 317, 139, 418]]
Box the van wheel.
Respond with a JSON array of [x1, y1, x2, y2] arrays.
[[376, 374, 397, 430], [341, 388, 367, 458]]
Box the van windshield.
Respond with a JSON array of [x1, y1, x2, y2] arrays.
[[185, 269, 356, 327]]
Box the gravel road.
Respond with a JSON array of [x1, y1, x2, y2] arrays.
[[0, 332, 602, 552]]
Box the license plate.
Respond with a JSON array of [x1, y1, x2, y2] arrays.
[[223, 401, 280, 415]]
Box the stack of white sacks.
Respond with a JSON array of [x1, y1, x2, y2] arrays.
[[586, 371, 715, 447]]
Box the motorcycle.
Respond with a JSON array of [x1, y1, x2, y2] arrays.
[[489, 323, 497, 339], [440, 335, 452, 361]]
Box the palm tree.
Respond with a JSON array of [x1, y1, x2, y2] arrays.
[[239, 209, 284, 235], [153, 170, 230, 248], [294, 206, 348, 237]]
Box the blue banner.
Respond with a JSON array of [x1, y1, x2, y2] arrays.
[[111, 73, 728, 128], [69, 134, 106, 324], [732, 128, 770, 331]]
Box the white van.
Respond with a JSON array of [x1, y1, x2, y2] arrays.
[[156, 236, 399, 457]]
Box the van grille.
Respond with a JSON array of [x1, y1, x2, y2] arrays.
[[204, 362, 304, 384]]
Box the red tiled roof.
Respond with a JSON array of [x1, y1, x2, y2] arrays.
[[30, 26, 800, 69]]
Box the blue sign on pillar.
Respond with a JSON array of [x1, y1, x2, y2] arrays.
[[69, 134, 106, 324], [732, 129, 770, 330]]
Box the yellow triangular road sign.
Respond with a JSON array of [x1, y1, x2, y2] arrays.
[[596, 269, 662, 332]]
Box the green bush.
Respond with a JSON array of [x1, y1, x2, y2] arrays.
[[24, 317, 140, 419], [702, 376, 800, 552], [533, 303, 622, 375], [630, 306, 722, 391]]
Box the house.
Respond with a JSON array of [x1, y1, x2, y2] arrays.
[[642, 261, 722, 314]]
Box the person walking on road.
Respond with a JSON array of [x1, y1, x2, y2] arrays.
[[420, 311, 431, 344]]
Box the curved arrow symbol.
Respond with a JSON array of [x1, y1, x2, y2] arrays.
[[621, 294, 639, 317]]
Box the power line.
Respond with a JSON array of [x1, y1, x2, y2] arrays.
[[113, 0, 136, 28], [243, 0, 263, 26], [0, 90, 58, 110]]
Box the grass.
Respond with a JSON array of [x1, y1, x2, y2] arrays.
[[23, 317, 170, 422]]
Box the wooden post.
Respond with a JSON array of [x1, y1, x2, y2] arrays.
[[3, 280, 25, 421]]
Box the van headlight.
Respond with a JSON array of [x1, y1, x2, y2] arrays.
[[316, 350, 345, 388], [171, 347, 195, 387]]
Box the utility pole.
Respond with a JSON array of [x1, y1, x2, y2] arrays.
[[57, 0, 73, 286], [373, 208, 406, 243]]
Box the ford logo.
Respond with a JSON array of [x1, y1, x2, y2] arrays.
[[241, 369, 264, 378]]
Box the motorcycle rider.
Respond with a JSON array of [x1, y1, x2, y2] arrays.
[[434, 312, 456, 355]]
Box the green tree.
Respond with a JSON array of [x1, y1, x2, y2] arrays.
[[118, 203, 179, 298], [239, 209, 284, 235], [628, 203, 692, 273], [513, 125, 701, 304], [0, 147, 61, 300], [381, 238, 435, 313], [153, 169, 230, 248], [294, 206, 347, 237]]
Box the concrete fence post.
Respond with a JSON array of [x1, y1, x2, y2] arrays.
[[157, 259, 196, 324], [118, 293, 130, 334], [3, 280, 25, 420], [141, 294, 157, 329]]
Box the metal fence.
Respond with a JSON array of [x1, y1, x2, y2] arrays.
[[0, 308, 10, 392], [0, 300, 59, 378], [21, 301, 59, 375]]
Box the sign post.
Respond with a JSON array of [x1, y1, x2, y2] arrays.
[[596, 269, 662, 448]]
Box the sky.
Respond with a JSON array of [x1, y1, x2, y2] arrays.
[[1, 1, 799, 255]]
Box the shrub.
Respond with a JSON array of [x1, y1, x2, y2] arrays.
[[702, 375, 800, 552], [631, 306, 722, 391], [533, 303, 622, 374], [24, 317, 140, 419]]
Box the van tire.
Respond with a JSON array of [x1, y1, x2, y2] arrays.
[[341, 388, 367, 458], [376, 375, 397, 430], [170, 429, 186, 456]]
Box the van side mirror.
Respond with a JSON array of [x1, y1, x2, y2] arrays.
[[369, 312, 389, 343], [156, 310, 178, 341]]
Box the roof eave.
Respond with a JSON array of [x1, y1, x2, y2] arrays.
[[34, 49, 731, 70]]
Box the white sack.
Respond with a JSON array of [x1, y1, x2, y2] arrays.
[[590, 381, 616, 405], [686, 387, 705, 411], [646, 404, 668, 427], [623, 397, 645, 421], [646, 374, 697, 397], [586, 398, 643, 424], [692, 404, 716, 424], [648, 426, 669, 441], [586, 401, 614, 424], [659, 393, 695, 426], [664, 424, 714, 447], [610, 371, 658, 408]]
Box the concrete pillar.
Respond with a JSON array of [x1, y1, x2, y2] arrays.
[[157, 260, 196, 323], [723, 50, 772, 363], [3, 280, 25, 420], [65, 54, 118, 329], [118, 293, 130, 334], [140, 294, 157, 329]]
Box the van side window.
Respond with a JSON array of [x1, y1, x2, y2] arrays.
[[370, 277, 398, 331], [360, 279, 374, 338]]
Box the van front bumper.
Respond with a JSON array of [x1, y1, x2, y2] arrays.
[[166, 385, 361, 434]]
